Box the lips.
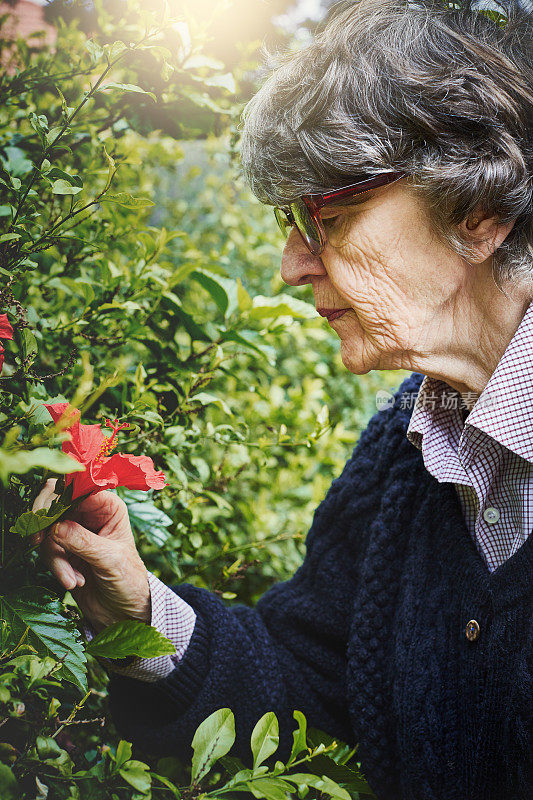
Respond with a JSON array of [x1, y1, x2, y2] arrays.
[[316, 307, 350, 322]]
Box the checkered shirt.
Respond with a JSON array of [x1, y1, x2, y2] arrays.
[[109, 299, 533, 681], [405, 298, 533, 572]]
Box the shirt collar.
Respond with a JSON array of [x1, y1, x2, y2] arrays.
[[407, 298, 533, 463]]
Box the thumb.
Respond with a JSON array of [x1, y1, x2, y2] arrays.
[[51, 520, 112, 568]]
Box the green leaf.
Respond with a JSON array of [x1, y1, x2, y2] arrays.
[[85, 38, 104, 62], [25, 396, 63, 426], [123, 490, 173, 547], [250, 295, 317, 320], [115, 740, 133, 769], [479, 8, 508, 27], [103, 145, 116, 192], [306, 729, 358, 765], [46, 127, 65, 148], [86, 620, 175, 660], [189, 392, 231, 416], [9, 505, 70, 537], [119, 760, 151, 794], [151, 771, 182, 796], [52, 179, 83, 196], [0, 589, 87, 691], [36, 736, 63, 760], [285, 774, 351, 800], [183, 54, 224, 71], [0, 447, 85, 483], [246, 777, 295, 800], [101, 83, 156, 102], [99, 300, 143, 314], [289, 711, 308, 763], [47, 277, 95, 305], [191, 270, 229, 316], [180, 87, 228, 114], [170, 305, 212, 342], [46, 168, 83, 188], [29, 112, 48, 141], [0, 146, 33, 178], [236, 278, 253, 312], [191, 708, 236, 782], [220, 330, 276, 366], [0, 763, 19, 800], [251, 712, 279, 770], [20, 328, 38, 366], [299, 754, 375, 794], [106, 40, 129, 60], [219, 755, 246, 776], [202, 73, 236, 93], [102, 193, 154, 209]]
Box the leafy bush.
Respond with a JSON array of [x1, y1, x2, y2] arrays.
[[0, 1, 405, 797]]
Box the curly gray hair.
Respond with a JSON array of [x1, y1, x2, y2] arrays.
[[240, 0, 533, 287]]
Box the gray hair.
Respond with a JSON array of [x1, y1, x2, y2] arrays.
[[240, 0, 533, 287]]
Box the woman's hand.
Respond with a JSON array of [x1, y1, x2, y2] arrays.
[[32, 479, 150, 633]]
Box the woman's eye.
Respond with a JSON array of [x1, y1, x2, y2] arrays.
[[322, 215, 339, 230]]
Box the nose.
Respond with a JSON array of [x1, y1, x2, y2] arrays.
[[280, 228, 327, 287]]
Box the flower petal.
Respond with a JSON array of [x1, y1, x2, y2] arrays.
[[0, 314, 13, 341], [74, 422, 107, 462], [66, 461, 119, 500], [44, 403, 81, 428], [44, 403, 105, 463], [98, 453, 167, 491]]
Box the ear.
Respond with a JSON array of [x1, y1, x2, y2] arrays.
[[458, 205, 516, 263]]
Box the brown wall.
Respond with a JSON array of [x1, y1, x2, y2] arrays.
[[0, 0, 56, 46]]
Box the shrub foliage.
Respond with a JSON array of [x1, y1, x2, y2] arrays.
[[0, 1, 404, 797]]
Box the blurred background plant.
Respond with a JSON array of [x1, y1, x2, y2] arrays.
[[0, 0, 406, 797]]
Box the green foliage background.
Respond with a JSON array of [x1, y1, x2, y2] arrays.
[[0, 1, 406, 797]]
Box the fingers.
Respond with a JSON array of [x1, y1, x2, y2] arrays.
[[41, 536, 86, 591], [31, 479, 60, 547], [32, 478, 59, 513], [50, 519, 112, 568], [71, 491, 128, 536]]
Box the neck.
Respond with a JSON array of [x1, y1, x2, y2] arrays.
[[405, 266, 533, 396]]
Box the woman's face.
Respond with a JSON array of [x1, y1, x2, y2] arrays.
[[280, 179, 473, 375]]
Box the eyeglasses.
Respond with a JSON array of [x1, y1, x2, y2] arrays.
[[274, 171, 407, 256]]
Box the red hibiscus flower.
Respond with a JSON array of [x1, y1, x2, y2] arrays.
[[44, 402, 168, 500], [0, 313, 14, 375]]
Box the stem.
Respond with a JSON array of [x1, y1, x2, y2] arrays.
[[180, 532, 303, 581], [203, 746, 337, 797], [9, 28, 155, 231], [51, 690, 91, 740]]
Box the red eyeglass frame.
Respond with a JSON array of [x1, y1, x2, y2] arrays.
[[276, 170, 407, 255]]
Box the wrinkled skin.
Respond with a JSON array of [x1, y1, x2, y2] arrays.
[[281, 179, 532, 396], [32, 480, 150, 629], [34, 180, 532, 627]]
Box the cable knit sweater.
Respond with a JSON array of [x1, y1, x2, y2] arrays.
[[109, 371, 533, 800]]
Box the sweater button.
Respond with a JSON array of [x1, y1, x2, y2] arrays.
[[465, 620, 480, 641]]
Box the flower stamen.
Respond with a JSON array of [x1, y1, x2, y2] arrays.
[[94, 418, 129, 465]]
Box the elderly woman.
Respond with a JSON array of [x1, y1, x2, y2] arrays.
[[34, 1, 533, 798]]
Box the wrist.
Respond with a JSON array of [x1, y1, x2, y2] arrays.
[[128, 569, 151, 625]]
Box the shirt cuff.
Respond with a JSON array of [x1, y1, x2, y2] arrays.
[[83, 572, 197, 683]]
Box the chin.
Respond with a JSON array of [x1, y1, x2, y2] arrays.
[[340, 341, 372, 375]]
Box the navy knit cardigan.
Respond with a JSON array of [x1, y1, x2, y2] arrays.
[[109, 372, 533, 800]]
